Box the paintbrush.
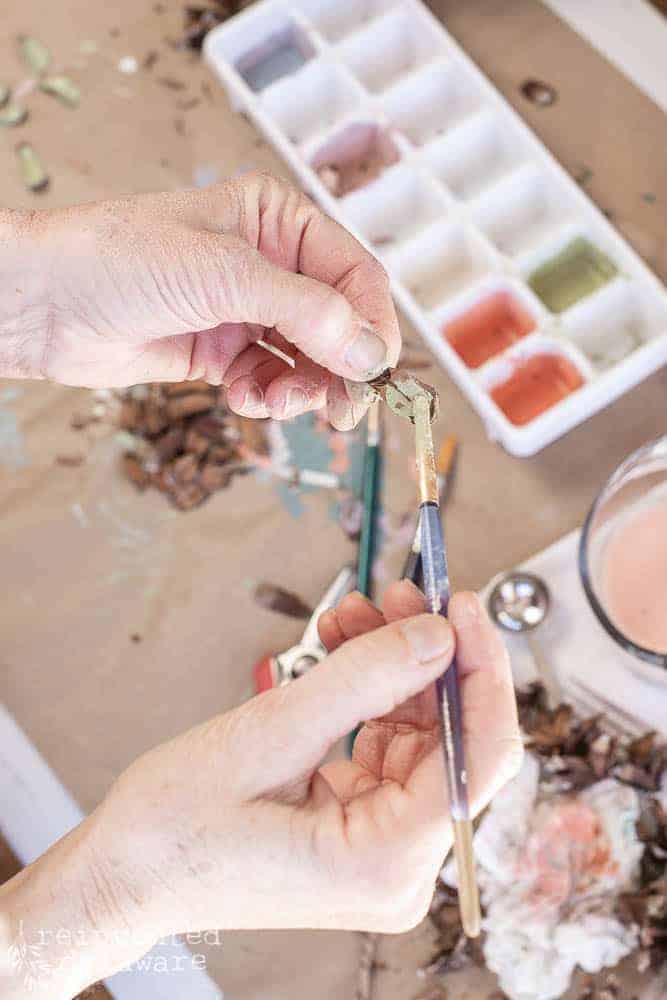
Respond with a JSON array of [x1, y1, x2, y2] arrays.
[[402, 434, 458, 584], [376, 371, 480, 939], [356, 400, 382, 599], [348, 401, 382, 756]]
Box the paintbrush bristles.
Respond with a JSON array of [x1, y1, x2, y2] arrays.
[[414, 394, 438, 505], [452, 818, 481, 938], [437, 434, 458, 478]]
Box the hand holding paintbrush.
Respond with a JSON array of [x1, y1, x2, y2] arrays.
[[367, 369, 481, 938]]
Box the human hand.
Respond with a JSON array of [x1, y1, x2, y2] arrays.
[[0, 174, 400, 428], [0, 582, 521, 998]]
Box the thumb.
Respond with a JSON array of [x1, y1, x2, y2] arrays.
[[239, 614, 454, 795], [188, 233, 391, 381]]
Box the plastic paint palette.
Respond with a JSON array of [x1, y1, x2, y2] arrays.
[[204, 0, 667, 456]]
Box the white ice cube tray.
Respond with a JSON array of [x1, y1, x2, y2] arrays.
[[204, 0, 667, 456]]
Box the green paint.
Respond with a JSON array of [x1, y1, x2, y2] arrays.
[[528, 237, 618, 313], [274, 414, 365, 520]]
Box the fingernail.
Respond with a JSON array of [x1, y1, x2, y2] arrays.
[[400, 579, 425, 599], [328, 394, 354, 432], [280, 387, 308, 419], [242, 384, 264, 412], [343, 379, 378, 409], [402, 615, 453, 664], [344, 324, 387, 377]]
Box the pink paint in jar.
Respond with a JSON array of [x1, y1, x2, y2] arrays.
[[579, 436, 667, 670]]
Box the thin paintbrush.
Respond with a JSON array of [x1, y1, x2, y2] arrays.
[[412, 393, 480, 939], [402, 434, 458, 585], [356, 401, 382, 599], [348, 401, 382, 755], [366, 370, 479, 935]]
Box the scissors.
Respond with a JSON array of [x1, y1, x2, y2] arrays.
[[253, 564, 356, 693]]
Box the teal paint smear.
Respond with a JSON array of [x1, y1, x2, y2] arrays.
[[274, 414, 365, 520], [0, 387, 28, 468]]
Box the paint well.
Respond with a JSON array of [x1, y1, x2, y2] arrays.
[[237, 28, 311, 92], [528, 237, 618, 313], [599, 493, 667, 654], [444, 291, 537, 369], [311, 122, 400, 198], [490, 352, 584, 425]]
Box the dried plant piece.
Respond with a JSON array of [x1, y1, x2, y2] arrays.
[[55, 452, 84, 467], [39, 75, 81, 107], [253, 582, 312, 620], [170, 452, 200, 484], [178, 4, 243, 52], [628, 731, 657, 766], [165, 391, 216, 420], [0, 84, 9, 107], [166, 379, 215, 397], [122, 453, 150, 490], [157, 75, 187, 90], [199, 462, 232, 493], [19, 35, 51, 75], [520, 79, 557, 107], [0, 104, 28, 127], [237, 415, 269, 456], [118, 398, 144, 431], [15, 142, 49, 192], [172, 481, 207, 510]]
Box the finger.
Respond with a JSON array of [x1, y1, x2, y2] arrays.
[[217, 235, 393, 380], [334, 591, 386, 639], [449, 592, 511, 679], [235, 613, 455, 796], [406, 594, 522, 820], [317, 592, 384, 653], [262, 355, 332, 420], [226, 176, 401, 378], [355, 579, 435, 729], [326, 378, 376, 431], [317, 608, 346, 653], [381, 579, 427, 623], [225, 353, 285, 417]]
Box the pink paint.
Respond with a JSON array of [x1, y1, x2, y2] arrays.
[[522, 800, 615, 905], [599, 494, 667, 654]]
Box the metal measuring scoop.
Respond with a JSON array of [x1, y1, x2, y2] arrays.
[[487, 570, 562, 708]]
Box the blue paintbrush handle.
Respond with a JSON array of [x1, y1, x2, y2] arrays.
[[419, 502, 469, 822]]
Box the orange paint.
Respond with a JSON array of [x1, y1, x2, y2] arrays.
[[444, 291, 536, 369], [491, 353, 583, 426]]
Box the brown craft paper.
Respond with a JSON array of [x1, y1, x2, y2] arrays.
[[1, 1, 665, 997]]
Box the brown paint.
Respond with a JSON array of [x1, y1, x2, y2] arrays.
[[491, 353, 584, 426]]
